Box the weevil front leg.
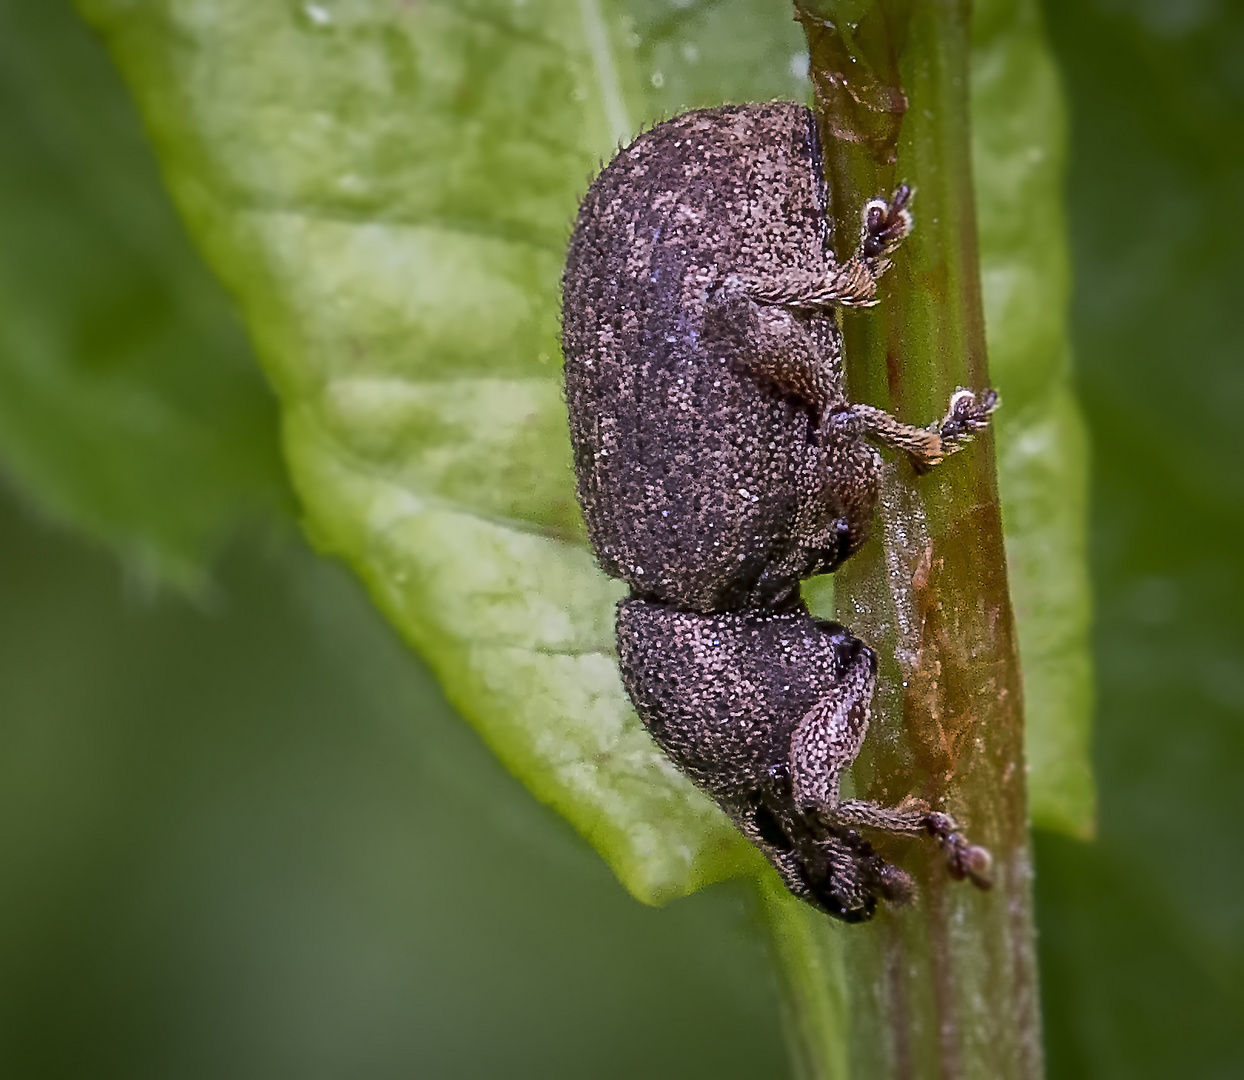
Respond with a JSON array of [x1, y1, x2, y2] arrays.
[[788, 635, 878, 813]]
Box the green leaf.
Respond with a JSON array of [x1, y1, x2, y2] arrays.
[[74, 0, 1091, 903], [0, 0, 287, 587], [73, 0, 816, 904], [972, 0, 1094, 836]]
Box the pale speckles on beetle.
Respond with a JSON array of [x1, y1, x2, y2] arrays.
[[562, 103, 996, 921]]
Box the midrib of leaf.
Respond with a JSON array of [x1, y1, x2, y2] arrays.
[[577, 0, 632, 150]]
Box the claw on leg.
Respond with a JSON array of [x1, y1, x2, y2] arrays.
[[923, 812, 994, 890], [861, 183, 914, 264], [938, 386, 1000, 448], [849, 385, 1000, 474], [909, 386, 1000, 474]]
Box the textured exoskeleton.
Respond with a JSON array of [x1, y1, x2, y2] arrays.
[[563, 102, 994, 613], [617, 600, 990, 922], [562, 103, 996, 919]]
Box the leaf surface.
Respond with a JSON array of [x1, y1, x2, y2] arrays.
[[74, 0, 1090, 902]]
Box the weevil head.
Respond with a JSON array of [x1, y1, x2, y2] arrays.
[[795, 831, 916, 923], [745, 793, 915, 923]]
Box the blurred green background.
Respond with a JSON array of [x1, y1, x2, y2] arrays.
[[0, 1, 1240, 1077]]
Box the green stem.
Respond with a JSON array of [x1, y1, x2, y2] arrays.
[[761, 3, 1043, 1077], [756, 872, 850, 1080]]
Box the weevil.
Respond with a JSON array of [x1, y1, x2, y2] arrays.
[[561, 103, 996, 920]]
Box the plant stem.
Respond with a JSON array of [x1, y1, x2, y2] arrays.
[[756, 872, 850, 1080], [759, 3, 1044, 1077]]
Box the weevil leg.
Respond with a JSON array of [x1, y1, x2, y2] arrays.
[[788, 638, 877, 812], [832, 798, 994, 890], [786, 660, 923, 915], [850, 387, 1000, 474], [789, 639, 994, 891], [743, 185, 915, 310], [830, 796, 930, 834], [797, 408, 882, 570], [703, 287, 842, 406]]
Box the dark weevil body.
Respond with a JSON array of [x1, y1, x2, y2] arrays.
[[563, 103, 848, 613], [562, 103, 995, 921]]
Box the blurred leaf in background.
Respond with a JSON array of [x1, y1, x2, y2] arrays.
[[0, 491, 789, 1079], [0, 0, 288, 588], [1036, 0, 1244, 1076]]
